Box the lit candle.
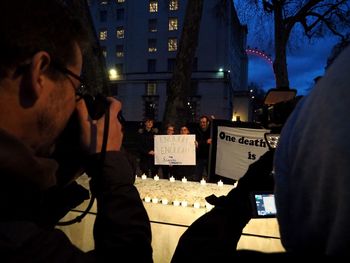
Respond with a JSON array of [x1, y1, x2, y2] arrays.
[[181, 201, 188, 207], [169, 176, 175, 182], [193, 202, 201, 209], [173, 200, 180, 206], [152, 198, 158, 203], [141, 174, 147, 180], [205, 202, 214, 210], [217, 180, 224, 187], [161, 199, 168, 205], [200, 178, 206, 185], [144, 196, 151, 203], [181, 177, 187, 183], [153, 175, 160, 181]]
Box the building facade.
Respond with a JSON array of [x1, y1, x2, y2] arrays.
[[88, 0, 248, 122]]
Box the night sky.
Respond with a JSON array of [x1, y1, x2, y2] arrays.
[[248, 36, 339, 96]]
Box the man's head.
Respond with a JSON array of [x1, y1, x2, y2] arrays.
[[180, 126, 190, 135], [166, 124, 175, 135], [144, 118, 154, 131], [199, 116, 210, 131], [0, 0, 88, 155]]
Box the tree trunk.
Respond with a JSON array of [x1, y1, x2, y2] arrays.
[[273, 0, 289, 89], [162, 0, 204, 129]]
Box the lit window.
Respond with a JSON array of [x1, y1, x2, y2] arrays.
[[168, 17, 178, 31], [149, 19, 157, 32], [100, 29, 107, 40], [116, 45, 124, 57], [148, 39, 157, 52], [99, 0, 108, 5], [168, 38, 177, 51], [149, 1, 158, 13], [147, 83, 157, 95], [116, 0, 124, 3], [169, 0, 178, 11], [116, 26, 124, 38]]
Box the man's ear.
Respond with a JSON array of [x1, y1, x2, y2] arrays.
[[20, 52, 51, 104], [30, 51, 51, 98]]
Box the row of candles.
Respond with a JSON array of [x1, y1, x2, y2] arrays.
[[136, 173, 224, 187], [143, 196, 215, 210]]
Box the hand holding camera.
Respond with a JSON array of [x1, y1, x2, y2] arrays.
[[76, 95, 123, 154], [52, 94, 125, 186]]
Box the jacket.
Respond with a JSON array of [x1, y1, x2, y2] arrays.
[[0, 128, 153, 262]]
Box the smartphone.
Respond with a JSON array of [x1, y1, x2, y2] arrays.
[[250, 191, 277, 218]]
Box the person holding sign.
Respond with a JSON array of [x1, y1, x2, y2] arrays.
[[173, 125, 196, 181], [160, 124, 176, 179]]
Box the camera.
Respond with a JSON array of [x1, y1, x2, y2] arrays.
[[51, 93, 110, 187], [254, 88, 300, 149]]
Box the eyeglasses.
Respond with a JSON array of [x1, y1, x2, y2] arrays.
[[51, 62, 86, 101]]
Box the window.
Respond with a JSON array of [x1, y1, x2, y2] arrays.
[[99, 0, 108, 5], [168, 17, 178, 31], [148, 59, 156, 73], [116, 0, 124, 3], [99, 29, 107, 40], [116, 26, 124, 38], [149, 1, 158, 13], [169, 0, 178, 11], [101, 46, 107, 57], [167, 58, 176, 71], [100, 10, 107, 22], [148, 39, 157, 52], [168, 38, 177, 51], [116, 45, 124, 57], [116, 63, 123, 74], [146, 82, 157, 95], [148, 19, 157, 32], [116, 8, 124, 20]]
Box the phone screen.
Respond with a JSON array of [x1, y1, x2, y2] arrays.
[[250, 192, 277, 218]]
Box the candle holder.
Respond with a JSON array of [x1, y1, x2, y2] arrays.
[[153, 175, 160, 181], [141, 174, 147, 180], [200, 178, 206, 185], [144, 196, 151, 203], [181, 177, 187, 183], [169, 176, 175, 182]]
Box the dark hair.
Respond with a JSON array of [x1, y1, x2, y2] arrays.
[[199, 115, 210, 122], [0, 0, 88, 79]]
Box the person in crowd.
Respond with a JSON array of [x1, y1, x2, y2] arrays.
[[160, 124, 176, 179], [194, 115, 212, 181], [172, 43, 350, 261], [173, 125, 196, 181], [138, 117, 159, 177], [0, 1, 153, 262]]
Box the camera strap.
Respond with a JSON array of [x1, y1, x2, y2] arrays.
[[56, 106, 110, 226]]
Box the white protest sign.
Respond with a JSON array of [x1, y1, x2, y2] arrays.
[[215, 126, 269, 180], [154, 135, 196, 165]]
